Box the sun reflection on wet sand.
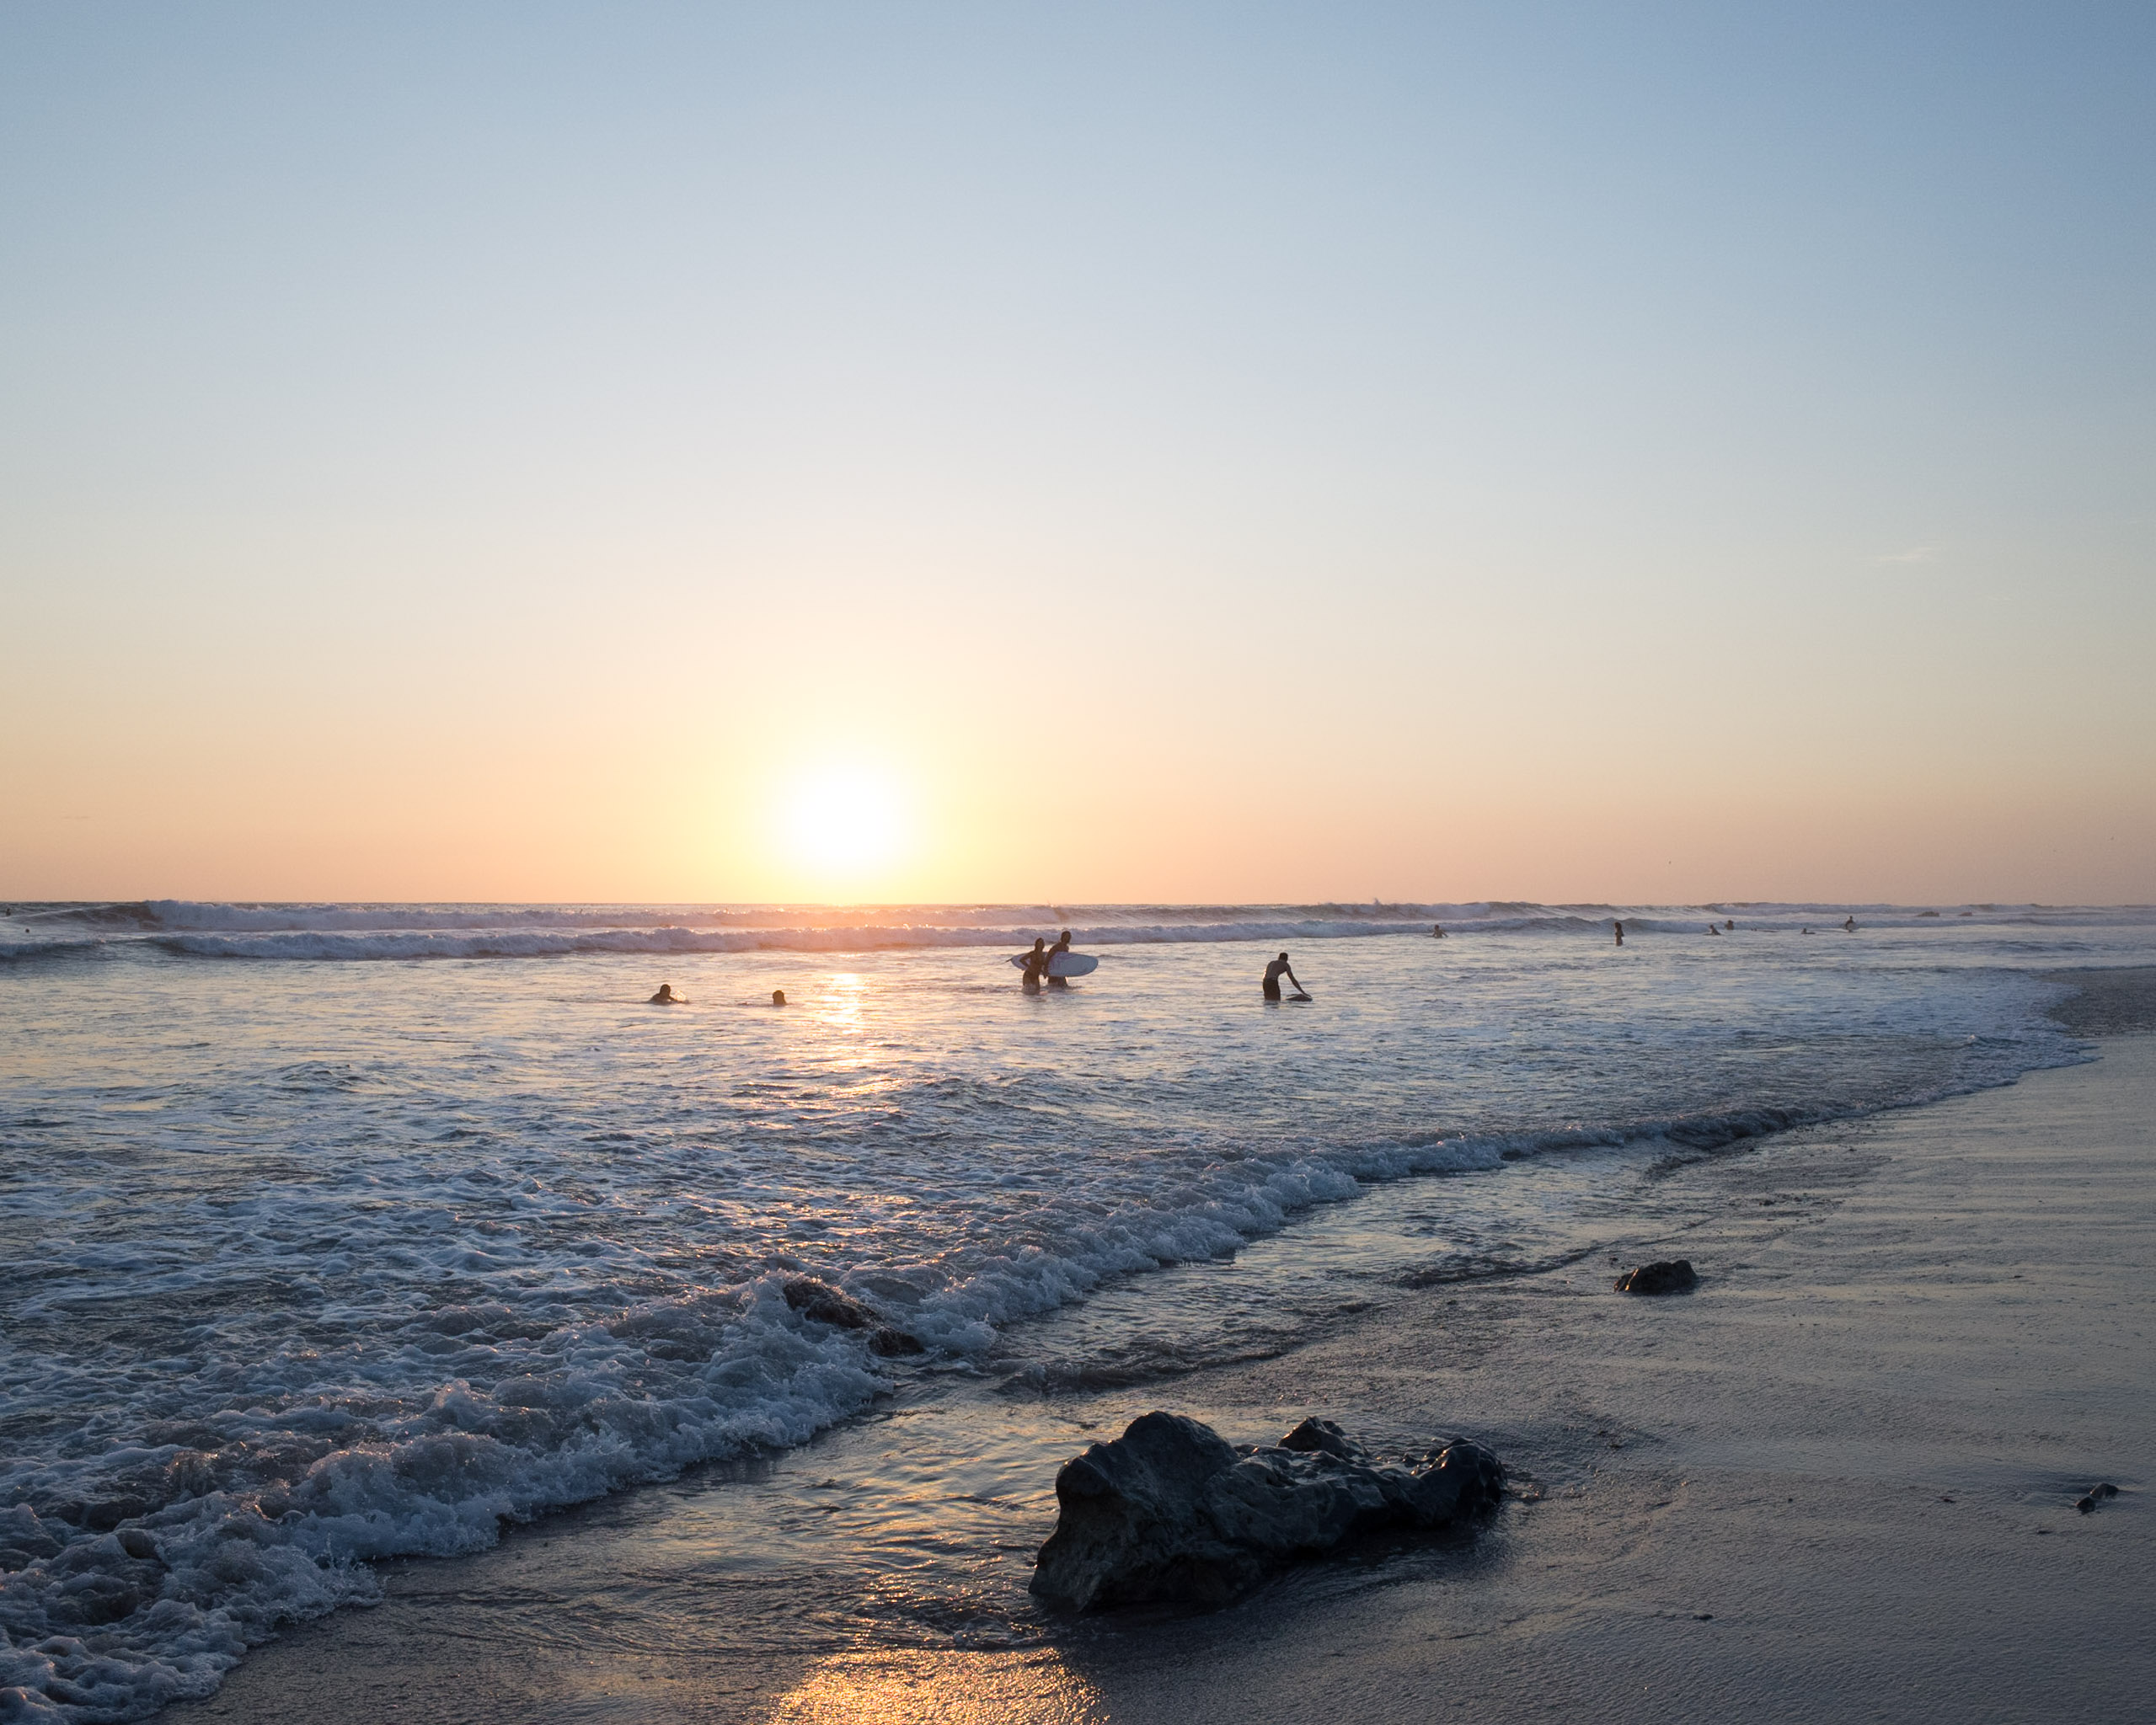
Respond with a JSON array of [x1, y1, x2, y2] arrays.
[[765, 1649, 1105, 1724]]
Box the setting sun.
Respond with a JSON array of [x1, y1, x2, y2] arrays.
[[779, 766, 910, 881]]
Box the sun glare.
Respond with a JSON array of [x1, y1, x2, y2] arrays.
[[780, 766, 909, 881]]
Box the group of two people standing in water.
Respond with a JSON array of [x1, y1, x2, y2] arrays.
[[1019, 930, 1077, 992]]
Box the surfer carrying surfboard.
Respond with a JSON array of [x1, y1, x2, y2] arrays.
[[1011, 937, 1099, 988], [1262, 953, 1308, 1001]]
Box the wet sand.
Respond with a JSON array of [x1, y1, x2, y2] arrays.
[[174, 1030, 2153, 1723]]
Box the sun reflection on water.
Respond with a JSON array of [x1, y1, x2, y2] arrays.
[[817, 972, 867, 1033], [766, 1649, 1105, 1724]]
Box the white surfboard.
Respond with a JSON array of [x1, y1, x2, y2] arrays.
[[1009, 953, 1099, 978]]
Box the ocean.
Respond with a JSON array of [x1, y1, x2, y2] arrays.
[[2, 899, 2150, 1721]]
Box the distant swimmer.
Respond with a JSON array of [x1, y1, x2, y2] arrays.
[[1843, 916, 1858, 932], [1263, 952, 1308, 1001], [1046, 928, 1074, 989], [771, 989, 787, 1007], [1432, 923, 1446, 939], [1802, 927, 1814, 935], [1613, 921, 1624, 947], [649, 983, 685, 1004], [1707, 924, 1720, 936], [1725, 919, 1735, 932]]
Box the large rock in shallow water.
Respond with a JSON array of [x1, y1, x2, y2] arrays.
[[1030, 1412, 1503, 1611]]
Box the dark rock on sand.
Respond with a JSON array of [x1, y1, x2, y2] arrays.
[[783, 1276, 924, 1355], [2076, 1482, 2120, 1513], [1030, 1411, 1504, 1612], [1615, 1259, 1699, 1295]]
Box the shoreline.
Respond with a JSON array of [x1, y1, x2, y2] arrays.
[[169, 1021, 2153, 1722]]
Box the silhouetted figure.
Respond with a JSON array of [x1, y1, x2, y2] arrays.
[[1613, 921, 1624, 947], [772, 989, 787, 1006], [1843, 916, 1857, 932], [1433, 923, 1445, 938], [1020, 937, 1048, 994], [1263, 952, 1306, 1001], [1047, 928, 1074, 989], [1708, 925, 1720, 936], [649, 983, 684, 1004], [1725, 919, 1734, 931]]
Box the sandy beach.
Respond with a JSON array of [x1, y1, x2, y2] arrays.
[[168, 1001, 2153, 1724]]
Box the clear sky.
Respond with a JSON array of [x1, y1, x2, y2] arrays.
[[3, 3, 2152, 905]]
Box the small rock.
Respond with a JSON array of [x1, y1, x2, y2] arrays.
[[2089, 1482, 2119, 1499], [783, 1278, 925, 1356], [1614, 1260, 1699, 1295], [782, 1276, 874, 1329], [2076, 1496, 2096, 1514]]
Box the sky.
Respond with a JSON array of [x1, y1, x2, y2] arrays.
[[3, 2, 2152, 905]]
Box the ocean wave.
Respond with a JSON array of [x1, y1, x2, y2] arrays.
[[10, 898, 2143, 964]]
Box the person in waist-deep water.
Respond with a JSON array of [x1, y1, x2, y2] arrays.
[[1262, 952, 1305, 1001], [1046, 929, 1075, 988], [1614, 921, 1624, 946], [1432, 923, 1445, 938], [1843, 915, 1858, 932], [649, 982, 685, 1004], [1019, 937, 1048, 993], [771, 989, 787, 1006]]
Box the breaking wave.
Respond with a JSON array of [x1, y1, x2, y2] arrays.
[[7, 900, 2146, 964]]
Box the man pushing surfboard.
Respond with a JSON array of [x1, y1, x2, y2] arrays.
[[1263, 952, 1309, 1001]]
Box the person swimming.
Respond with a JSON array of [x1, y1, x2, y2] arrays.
[[1263, 952, 1306, 1001], [649, 983, 685, 1004], [1046, 929, 1074, 989], [1708, 924, 1720, 935], [771, 989, 787, 1006]]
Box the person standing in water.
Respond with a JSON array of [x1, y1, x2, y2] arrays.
[[1262, 952, 1305, 1001], [1843, 915, 1858, 932], [1019, 937, 1048, 994], [648, 983, 685, 1004], [1613, 921, 1624, 947], [1432, 923, 1445, 939], [1046, 929, 1074, 989]]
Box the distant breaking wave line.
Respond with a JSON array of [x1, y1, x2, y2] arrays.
[[2, 900, 2139, 965]]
